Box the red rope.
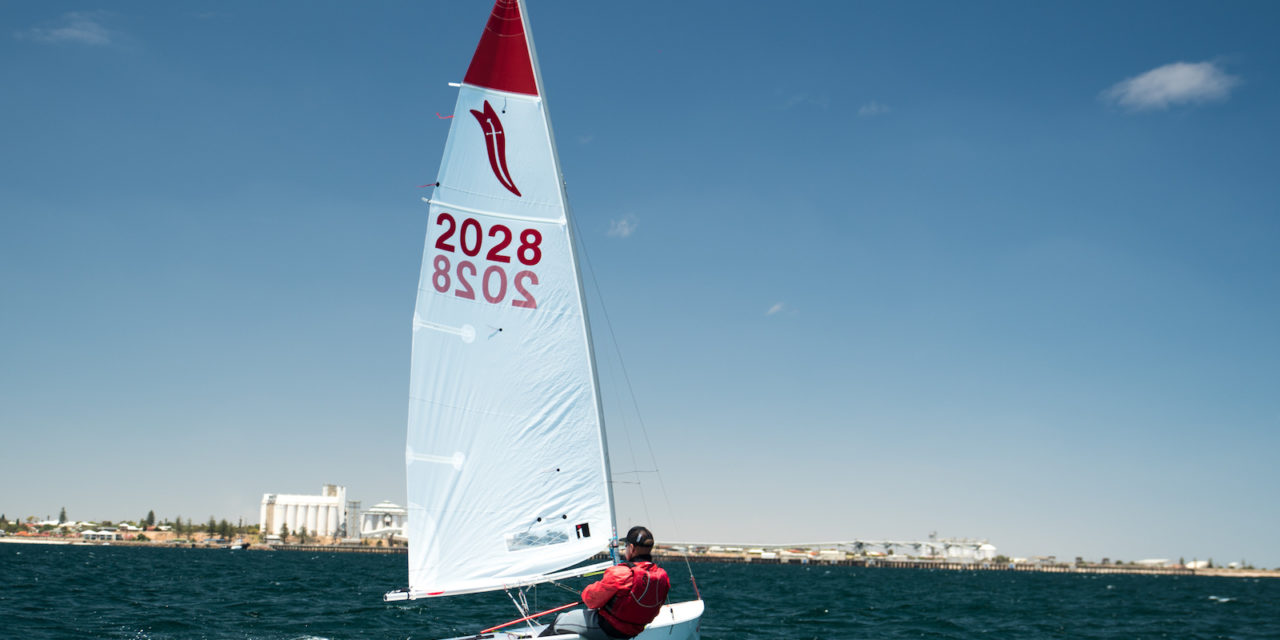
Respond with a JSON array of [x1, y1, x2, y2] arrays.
[[481, 601, 579, 634]]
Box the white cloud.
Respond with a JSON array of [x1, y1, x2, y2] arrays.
[[1102, 61, 1239, 111], [858, 101, 891, 117], [17, 12, 112, 45], [766, 302, 785, 316], [607, 216, 637, 238]]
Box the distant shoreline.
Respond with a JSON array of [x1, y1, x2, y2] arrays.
[[3, 538, 1274, 579], [675, 551, 1278, 579]]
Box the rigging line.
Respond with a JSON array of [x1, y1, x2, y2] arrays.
[[569, 216, 698, 589], [569, 214, 650, 524], [547, 580, 581, 597], [504, 588, 531, 622]]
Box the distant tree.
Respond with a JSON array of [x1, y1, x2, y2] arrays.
[[136, 533, 149, 542], [59, 507, 67, 524], [146, 511, 156, 527], [219, 519, 232, 539], [206, 516, 217, 537], [1179, 557, 1185, 566], [299, 526, 309, 544], [280, 523, 290, 542], [174, 515, 183, 536], [1208, 558, 1214, 568], [993, 555, 1011, 565]]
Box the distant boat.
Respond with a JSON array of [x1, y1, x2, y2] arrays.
[[381, 1, 703, 638]]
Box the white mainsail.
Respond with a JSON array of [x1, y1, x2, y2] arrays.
[[398, 0, 614, 599]]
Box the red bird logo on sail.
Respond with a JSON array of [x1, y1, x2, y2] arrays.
[[471, 100, 522, 197]]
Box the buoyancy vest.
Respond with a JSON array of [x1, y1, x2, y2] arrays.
[[597, 561, 670, 638]]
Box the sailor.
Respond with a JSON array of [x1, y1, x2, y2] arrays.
[[542, 526, 671, 639]]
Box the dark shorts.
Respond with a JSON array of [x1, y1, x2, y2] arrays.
[[548, 608, 627, 640]]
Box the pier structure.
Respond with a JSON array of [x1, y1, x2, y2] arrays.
[[835, 537, 997, 561], [666, 537, 997, 562]]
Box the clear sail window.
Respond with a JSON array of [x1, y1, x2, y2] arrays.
[[505, 526, 569, 551]]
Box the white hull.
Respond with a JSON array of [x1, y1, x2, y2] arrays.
[[439, 600, 704, 640]]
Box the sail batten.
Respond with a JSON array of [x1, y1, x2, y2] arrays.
[[402, 0, 612, 598]]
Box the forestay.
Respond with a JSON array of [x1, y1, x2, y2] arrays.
[[400, 0, 614, 599]]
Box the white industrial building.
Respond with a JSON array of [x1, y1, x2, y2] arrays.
[[260, 484, 347, 538], [945, 542, 999, 561]]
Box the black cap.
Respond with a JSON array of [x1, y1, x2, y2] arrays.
[[623, 526, 654, 547]]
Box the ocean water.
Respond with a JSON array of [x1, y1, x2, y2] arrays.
[[2, 543, 1277, 639]]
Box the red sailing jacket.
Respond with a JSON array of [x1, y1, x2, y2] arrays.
[[582, 560, 671, 638]]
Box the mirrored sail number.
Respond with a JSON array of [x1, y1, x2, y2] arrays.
[[432, 212, 541, 309]]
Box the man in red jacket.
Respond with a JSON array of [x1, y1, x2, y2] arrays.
[[542, 526, 671, 639]]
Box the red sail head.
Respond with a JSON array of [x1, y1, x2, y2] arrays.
[[463, 0, 538, 96]]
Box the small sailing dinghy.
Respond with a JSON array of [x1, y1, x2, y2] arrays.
[[383, 1, 704, 638]]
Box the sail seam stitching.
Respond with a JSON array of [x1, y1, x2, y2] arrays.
[[422, 197, 565, 224]]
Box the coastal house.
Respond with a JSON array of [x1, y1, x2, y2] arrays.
[[82, 530, 123, 541]]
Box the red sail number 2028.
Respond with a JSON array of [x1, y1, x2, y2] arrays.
[[432, 213, 541, 308]]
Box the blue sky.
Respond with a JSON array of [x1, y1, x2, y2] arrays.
[[2, 1, 1278, 567]]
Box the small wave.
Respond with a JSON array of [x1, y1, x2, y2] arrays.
[[1208, 595, 1234, 603]]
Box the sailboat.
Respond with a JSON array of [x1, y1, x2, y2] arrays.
[[384, 1, 704, 638]]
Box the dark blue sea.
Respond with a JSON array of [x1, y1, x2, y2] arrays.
[[3, 543, 1278, 639]]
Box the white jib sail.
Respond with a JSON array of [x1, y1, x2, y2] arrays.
[[403, 0, 613, 599]]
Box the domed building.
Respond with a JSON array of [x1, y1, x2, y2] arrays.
[[360, 501, 407, 541]]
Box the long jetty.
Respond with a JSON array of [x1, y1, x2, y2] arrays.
[[646, 550, 1280, 578], [662, 552, 1192, 575]]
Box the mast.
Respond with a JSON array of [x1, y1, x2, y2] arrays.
[[517, 0, 619, 547]]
